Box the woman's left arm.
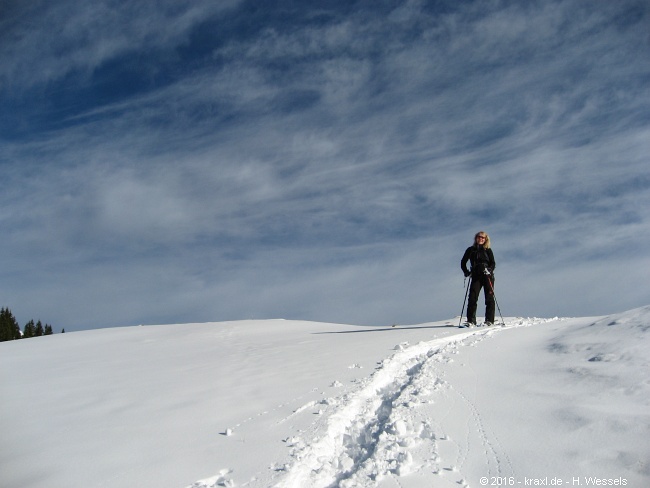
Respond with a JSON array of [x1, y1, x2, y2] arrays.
[[488, 248, 496, 271]]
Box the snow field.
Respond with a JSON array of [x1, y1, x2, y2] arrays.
[[2, 309, 649, 488]]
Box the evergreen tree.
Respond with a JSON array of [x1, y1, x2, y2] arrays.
[[23, 320, 36, 338], [0, 308, 11, 341], [12, 313, 21, 339], [0, 308, 21, 341], [0, 308, 59, 341], [0, 307, 10, 341]]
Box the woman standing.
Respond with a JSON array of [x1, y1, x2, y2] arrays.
[[460, 231, 496, 327]]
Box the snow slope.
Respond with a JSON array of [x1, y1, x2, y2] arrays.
[[1, 307, 649, 488]]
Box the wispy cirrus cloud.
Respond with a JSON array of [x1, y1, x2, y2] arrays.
[[1, 0, 649, 329], [0, 0, 243, 89]]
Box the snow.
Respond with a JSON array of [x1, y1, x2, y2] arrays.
[[1, 307, 649, 488]]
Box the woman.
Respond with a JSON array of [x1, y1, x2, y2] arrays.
[[460, 231, 496, 327]]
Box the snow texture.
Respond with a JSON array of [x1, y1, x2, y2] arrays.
[[1, 307, 649, 488]]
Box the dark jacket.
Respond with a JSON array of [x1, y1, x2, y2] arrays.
[[461, 245, 495, 278]]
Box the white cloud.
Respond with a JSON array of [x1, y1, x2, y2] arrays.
[[0, 0, 244, 90], [1, 0, 649, 329]]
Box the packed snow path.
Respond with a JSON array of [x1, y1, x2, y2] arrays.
[[277, 319, 553, 488]]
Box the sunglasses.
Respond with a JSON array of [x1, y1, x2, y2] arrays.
[[476, 236, 486, 240]]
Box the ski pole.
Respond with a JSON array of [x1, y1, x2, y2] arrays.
[[458, 277, 471, 328], [487, 277, 505, 325]]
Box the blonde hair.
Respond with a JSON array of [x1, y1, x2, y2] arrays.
[[474, 231, 491, 249]]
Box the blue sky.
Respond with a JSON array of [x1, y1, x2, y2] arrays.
[[2, 0, 649, 331]]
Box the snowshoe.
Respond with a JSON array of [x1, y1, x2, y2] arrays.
[[459, 322, 476, 328]]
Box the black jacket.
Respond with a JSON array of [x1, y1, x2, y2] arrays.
[[461, 245, 495, 278]]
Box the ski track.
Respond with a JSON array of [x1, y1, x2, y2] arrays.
[[188, 317, 562, 488]]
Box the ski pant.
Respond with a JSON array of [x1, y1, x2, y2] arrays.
[[467, 275, 495, 324]]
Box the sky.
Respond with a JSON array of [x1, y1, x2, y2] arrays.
[[1, 0, 649, 331]]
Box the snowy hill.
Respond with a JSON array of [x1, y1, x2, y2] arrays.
[[1, 308, 649, 488]]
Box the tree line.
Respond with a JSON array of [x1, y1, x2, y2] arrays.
[[0, 307, 62, 342]]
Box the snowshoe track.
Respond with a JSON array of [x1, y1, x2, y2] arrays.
[[279, 318, 557, 488], [279, 333, 476, 487]]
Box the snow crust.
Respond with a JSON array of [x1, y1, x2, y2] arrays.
[[1, 307, 649, 488]]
